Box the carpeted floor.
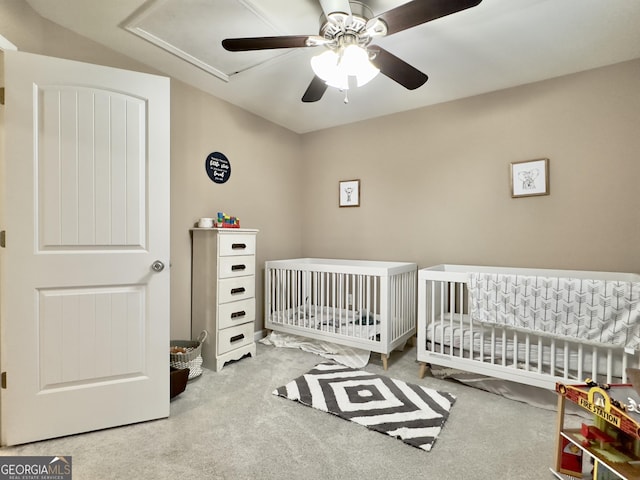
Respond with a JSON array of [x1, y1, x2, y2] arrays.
[[0, 342, 573, 479]]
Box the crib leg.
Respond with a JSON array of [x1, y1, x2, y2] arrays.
[[381, 353, 389, 371], [418, 362, 429, 379]]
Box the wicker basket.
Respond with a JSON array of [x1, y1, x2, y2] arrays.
[[170, 330, 207, 380]]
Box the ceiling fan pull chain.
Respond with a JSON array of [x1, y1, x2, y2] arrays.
[[343, 89, 349, 104]]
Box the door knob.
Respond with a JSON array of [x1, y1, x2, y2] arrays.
[[151, 260, 165, 272]]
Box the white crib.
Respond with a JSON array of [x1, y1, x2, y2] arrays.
[[417, 264, 640, 389], [265, 258, 417, 369]]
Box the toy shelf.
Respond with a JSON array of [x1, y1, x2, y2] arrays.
[[552, 383, 640, 480]]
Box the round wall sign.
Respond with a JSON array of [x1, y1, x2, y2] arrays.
[[205, 151, 231, 184]]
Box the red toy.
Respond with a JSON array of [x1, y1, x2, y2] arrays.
[[581, 423, 615, 449]]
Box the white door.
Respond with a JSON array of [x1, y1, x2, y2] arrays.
[[0, 51, 170, 445]]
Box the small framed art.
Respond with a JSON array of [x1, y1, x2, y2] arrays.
[[339, 179, 360, 207], [510, 158, 549, 198]]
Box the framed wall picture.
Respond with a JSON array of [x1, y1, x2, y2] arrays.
[[510, 158, 550, 198], [339, 179, 360, 207]]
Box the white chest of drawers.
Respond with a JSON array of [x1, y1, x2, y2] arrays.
[[191, 228, 258, 371]]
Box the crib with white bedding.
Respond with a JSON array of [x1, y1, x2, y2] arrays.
[[265, 258, 417, 369], [417, 264, 640, 389]]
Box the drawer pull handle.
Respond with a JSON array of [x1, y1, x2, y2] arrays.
[[231, 243, 247, 250], [230, 334, 245, 343], [231, 310, 246, 319], [230, 287, 246, 295], [231, 264, 246, 271]]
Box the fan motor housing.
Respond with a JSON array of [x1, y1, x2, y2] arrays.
[[319, 1, 379, 47]]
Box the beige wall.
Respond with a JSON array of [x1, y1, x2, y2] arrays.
[[2, 1, 639, 341], [169, 81, 303, 339], [301, 59, 640, 274]]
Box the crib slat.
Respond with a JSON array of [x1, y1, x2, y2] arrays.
[[347, 274, 362, 338], [577, 343, 583, 382], [338, 273, 343, 320], [375, 275, 379, 331], [449, 282, 454, 357], [440, 280, 444, 355], [462, 282, 470, 359], [336, 272, 341, 334], [333, 272, 337, 332], [292, 269, 297, 326], [278, 269, 286, 323], [491, 326, 496, 364], [397, 274, 402, 340], [326, 271, 330, 326], [285, 269, 290, 325], [405, 272, 410, 339], [365, 273, 370, 339], [340, 273, 350, 337], [292, 269, 297, 325], [299, 270, 303, 326], [537, 338, 543, 375], [397, 274, 401, 341], [316, 271, 321, 322], [280, 268, 285, 324], [457, 282, 464, 359], [367, 274, 372, 340], [268, 268, 273, 322], [318, 271, 323, 326], [390, 274, 395, 343], [349, 273, 355, 338], [266, 268, 271, 321], [429, 280, 436, 354], [361, 274, 365, 315], [298, 270, 303, 325], [448, 282, 460, 359]]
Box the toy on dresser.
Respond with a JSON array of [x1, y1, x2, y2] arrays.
[[214, 212, 240, 228]]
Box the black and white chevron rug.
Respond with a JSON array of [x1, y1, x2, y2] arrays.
[[273, 362, 456, 451]]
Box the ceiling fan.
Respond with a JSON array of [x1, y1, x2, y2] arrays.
[[222, 0, 482, 103]]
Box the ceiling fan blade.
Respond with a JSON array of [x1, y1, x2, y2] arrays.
[[376, 0, 482, 36], [370, 47, 428, 90], [222, 36, 317, 51], [302, 76, 328, 103]]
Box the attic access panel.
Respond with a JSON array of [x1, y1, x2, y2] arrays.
[[124, 0, 315, 81]]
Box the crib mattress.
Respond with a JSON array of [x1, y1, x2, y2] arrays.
[[269, 305, 380, 340]]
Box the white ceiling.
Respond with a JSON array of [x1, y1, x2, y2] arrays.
[[25, 0, 640, 133]]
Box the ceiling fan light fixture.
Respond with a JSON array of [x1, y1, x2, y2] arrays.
[[342, 44, 379, 86], [325, 72, 351, 91], [311, 49, 338, 78], [310, 44, 379, 90]]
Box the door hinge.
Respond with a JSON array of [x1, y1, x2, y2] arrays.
[[0, 230, 5, 248], [1, 372, 6, 389], [0, 87, 4, 106]]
